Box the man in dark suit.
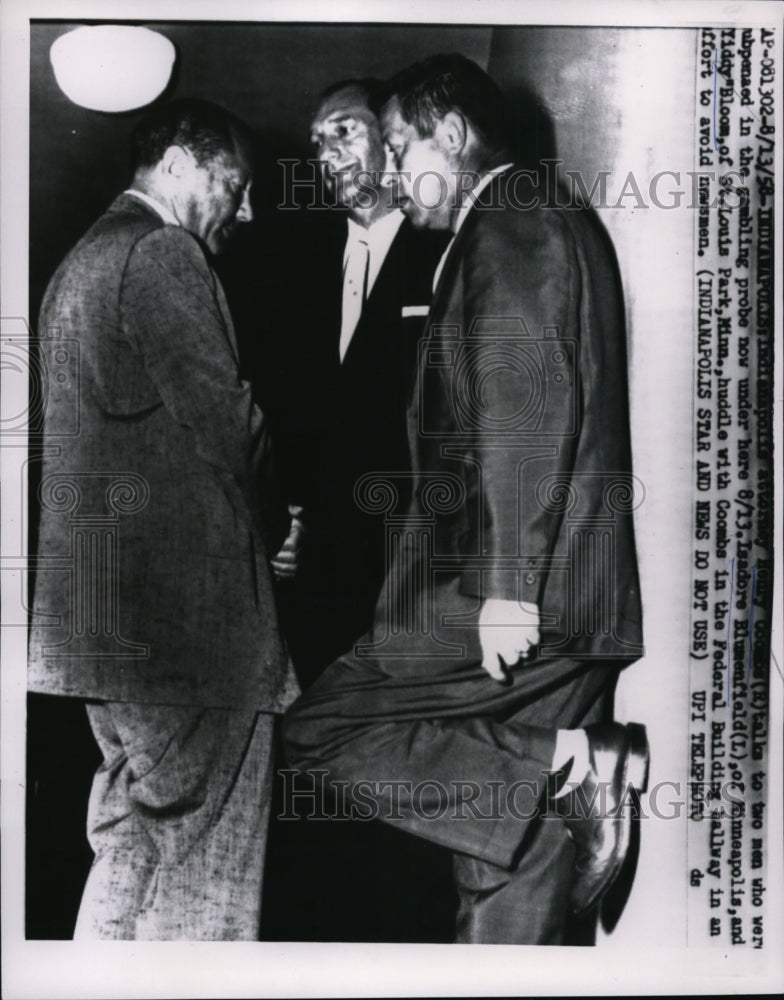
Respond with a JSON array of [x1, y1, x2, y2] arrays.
[[29, 99, 299, 939], [284, 56, 649, 944], [274, 78, 447, 685], [262, 78, 454, 943]]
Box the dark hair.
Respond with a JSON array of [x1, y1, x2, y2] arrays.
[[388, 54, 508, 149], [318, 77, 390, 118], [130, 97, 253, 172]]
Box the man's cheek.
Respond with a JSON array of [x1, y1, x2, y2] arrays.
[[416, 174, 448, 211]]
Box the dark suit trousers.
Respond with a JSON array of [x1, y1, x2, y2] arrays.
[[284, 651, 619, 943]]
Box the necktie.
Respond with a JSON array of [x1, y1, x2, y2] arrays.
[[339, 237, 369, 362]]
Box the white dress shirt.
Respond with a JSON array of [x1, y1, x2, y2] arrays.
[[340, 208, 405, 361]]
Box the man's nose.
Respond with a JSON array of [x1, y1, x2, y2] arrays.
[[318, 139, 343, 166], [236, 188, 253, 223]]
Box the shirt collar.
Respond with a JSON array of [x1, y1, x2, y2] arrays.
[[452, 162, 514, 236], [433, 163, 514, 292], [344, 208, 405, 298], [124, 189, 180, 227], [431, 164, 514, 295], [345, 208, 404, 255]]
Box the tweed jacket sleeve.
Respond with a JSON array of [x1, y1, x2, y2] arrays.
[[120, 225, 267, 544]]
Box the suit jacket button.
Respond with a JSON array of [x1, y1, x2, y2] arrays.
[[524, 573, 536, 585]]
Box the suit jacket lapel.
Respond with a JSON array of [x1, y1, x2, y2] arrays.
[[215, 278, 241, 364], [428, 218, 470, 324], [428, 171, 508, 324], [409, 173, 508, 418], [340, 219, 402, 368], [331, 221, 347, 348]]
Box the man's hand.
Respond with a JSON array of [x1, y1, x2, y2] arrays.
[[270, 505, 305, 581], [478, 598, 541, 682]]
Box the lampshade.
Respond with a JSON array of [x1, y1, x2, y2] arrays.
[[50, 25, 176, 113]]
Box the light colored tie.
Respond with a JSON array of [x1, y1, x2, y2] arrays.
[[339, 237, 369, 362]]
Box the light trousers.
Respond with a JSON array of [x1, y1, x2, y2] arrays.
[[75, 701, 276, 940]]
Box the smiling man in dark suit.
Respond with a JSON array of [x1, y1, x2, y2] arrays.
[[275, 78, 447, 684], [261, 77, 454, 943], [284, 56, 649, 944], [28, 98, 299, 939]]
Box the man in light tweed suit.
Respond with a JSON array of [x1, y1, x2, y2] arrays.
[[28, 99, 299, 939]]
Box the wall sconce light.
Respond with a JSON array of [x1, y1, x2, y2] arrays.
[[50, 25, 176, 113]]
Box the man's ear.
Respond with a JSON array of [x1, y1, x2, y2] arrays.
[[161, 144, 196, 179], [435, 110, 467, 154]]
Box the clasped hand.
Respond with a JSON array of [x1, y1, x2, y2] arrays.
[[270, 505, 305, 580], [478, 598, 541, 682]]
